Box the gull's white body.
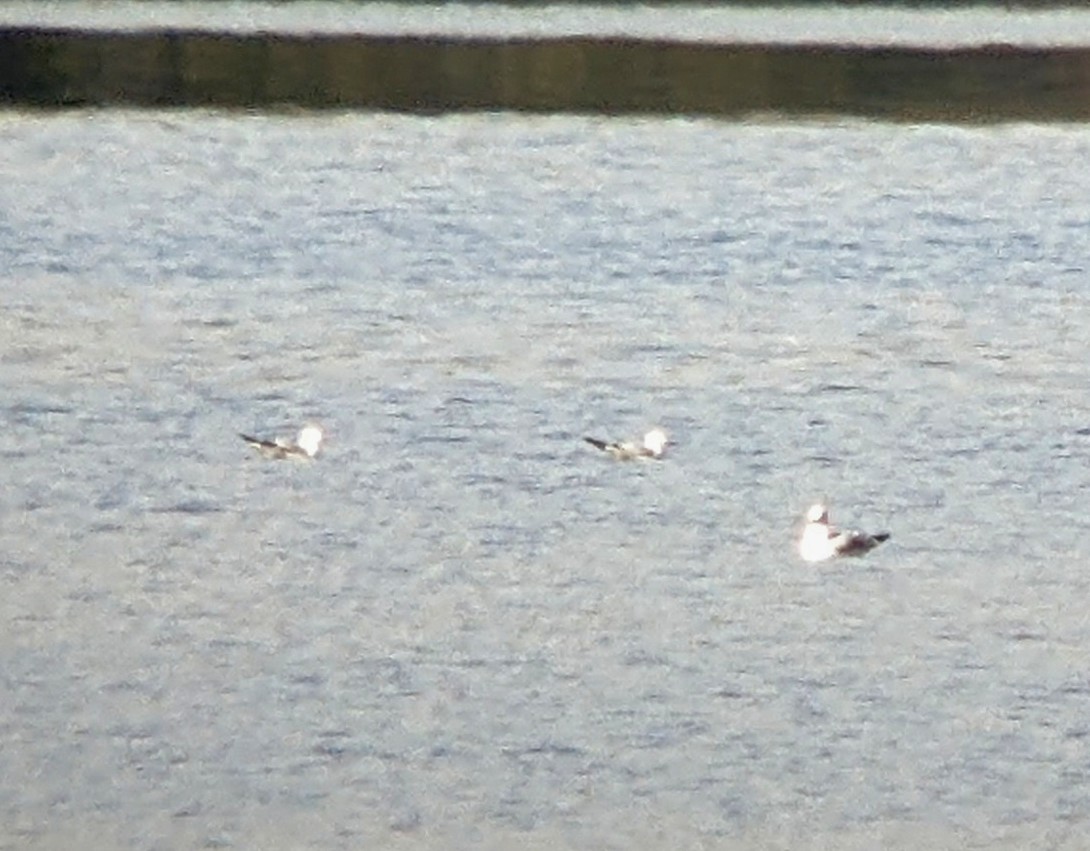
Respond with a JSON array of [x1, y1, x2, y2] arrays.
[[584, 428, 668, 460], [240, 423, 324, 460], [799, 503, 889, 562]]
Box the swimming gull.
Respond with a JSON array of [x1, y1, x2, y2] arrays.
[[798, 502, 889, 562], [583, 428, 668, 460], [240, 423, 324, 460]]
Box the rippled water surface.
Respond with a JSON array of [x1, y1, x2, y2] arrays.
[[2, 110, 1090, 849]]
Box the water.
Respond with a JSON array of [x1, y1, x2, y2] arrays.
[[2, 110, 1090, 849], [6, 0, 1090, 47]]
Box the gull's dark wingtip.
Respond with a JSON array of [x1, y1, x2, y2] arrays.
[[584, 436, 608, 451], [874, 532, 891, 544]]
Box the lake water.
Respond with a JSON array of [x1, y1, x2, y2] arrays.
[[2, 110, 1090, 849], [6, 0, 1090, 46]]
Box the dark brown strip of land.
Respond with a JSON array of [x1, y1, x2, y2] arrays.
[[1, 26, 1088, 120]]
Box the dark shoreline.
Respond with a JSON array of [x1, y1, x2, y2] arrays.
[[2, 26, 1089, 120]]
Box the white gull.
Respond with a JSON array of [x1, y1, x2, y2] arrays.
[[583, 427, 668, 460], [240, 423, 324, 460], [799, 502, 889, 562]]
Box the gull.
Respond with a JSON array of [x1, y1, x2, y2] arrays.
[[798, 502, 889, 562], [583, 428, 668, 460], [240, 423, 324, 460]]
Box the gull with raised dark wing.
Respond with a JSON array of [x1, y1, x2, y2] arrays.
[[798, 502, 889, 562]]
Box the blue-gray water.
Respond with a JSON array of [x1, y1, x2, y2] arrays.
[[2, 111, 1090, 849], [5, 0, 1090, 46]]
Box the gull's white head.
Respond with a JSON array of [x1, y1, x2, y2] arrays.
[[296, 423, 324, 458], [806, 503, 829, 524], [643, 428, 668, 457]]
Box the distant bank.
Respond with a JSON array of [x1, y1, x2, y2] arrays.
[[2, 26, 1089, 120]]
